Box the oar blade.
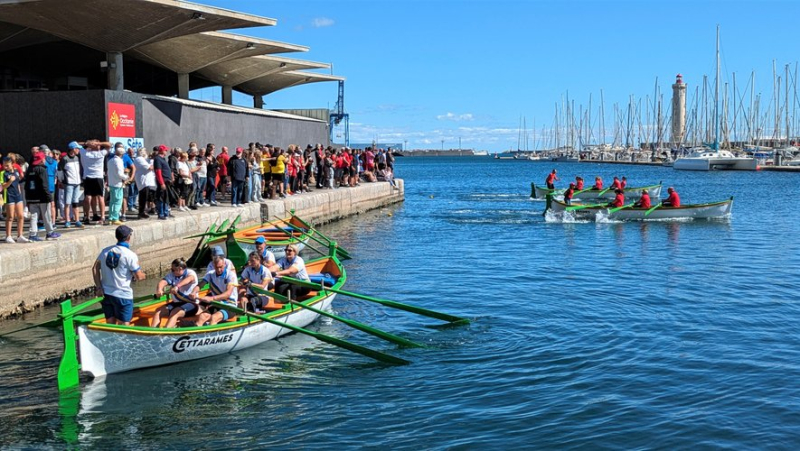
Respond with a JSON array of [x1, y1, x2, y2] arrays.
[[644, 202, 663, 216]]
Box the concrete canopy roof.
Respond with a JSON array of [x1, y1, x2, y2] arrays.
[[0, 0, 276, 52], [197, 55, 330, 88], [0, 21, 59, 53], [129, 31, 308, 74], [237, 70, 345, 97]]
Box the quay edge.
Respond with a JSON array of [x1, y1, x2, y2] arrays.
[[0, 181, 404, 320]]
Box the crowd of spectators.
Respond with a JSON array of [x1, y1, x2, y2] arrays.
[[0, 140, 398, 243]]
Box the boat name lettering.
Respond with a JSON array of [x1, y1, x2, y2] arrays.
[[172, 334, 234, 353]]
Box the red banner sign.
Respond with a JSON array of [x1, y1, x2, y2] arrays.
[[108, 102, 136, 138]]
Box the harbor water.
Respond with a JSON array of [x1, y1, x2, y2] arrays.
[[1, 156, 800, 448]]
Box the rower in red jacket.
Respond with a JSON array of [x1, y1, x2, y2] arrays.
[[634, 189, 651, 208], [609, 189, 625, 207], [592, 176, 603, 190], [563, 183, 575, 205], [545, 169, 559, 189], [610, 176, 622, 190], [662, 187, 681, 207], [575, 176, 584, 190]]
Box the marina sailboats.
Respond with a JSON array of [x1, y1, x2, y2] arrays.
[[674, 26, 757, 171]]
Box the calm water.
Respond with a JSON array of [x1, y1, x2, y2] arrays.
[[2, 157, 800, 448]]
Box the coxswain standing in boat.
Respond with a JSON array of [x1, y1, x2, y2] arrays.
[[545, 169, 559, 190], [92, 225, 145, 326], [149, 258, 199, 328], [239, 252, 275, 313], [633, 189, 651, 209], [592, 176, 603, 190], [575, 176, 584, 190], [254, 236, 277, 266], [193, 255, 239, 326], [563, 183, 575, 206], [608, 189, 625, 208], [271, 244, 312, 300], [662, 187, 681, 207]]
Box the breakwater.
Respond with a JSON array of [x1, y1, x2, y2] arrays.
[[0, 180, 403, 319]]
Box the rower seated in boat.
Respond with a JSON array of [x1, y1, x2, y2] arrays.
[[239, 251, 275, 313], [190, 255, 239, 326], [563, 183, 575, 206], [662, 187, 680, 207], [633, 189, 651, 209], [254, 236, 276, 266], [610, 176, 622, 191], [591, 176, 603, 190], [271, 244, 312, 300], [207, 245, 236, 276], [150, 258, 199, 328], [575, 176, 584, 190], [607, 189, 625, 208]]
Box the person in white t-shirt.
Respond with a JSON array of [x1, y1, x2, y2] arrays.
[[92, 226, 146, 325], [193, 255, 239, 326], [239, 251, 274, 313], [78, 139, 110, 225], [271, 244, 311, 300], [149, 258, 199, 328], [133, 148, 156, 219]]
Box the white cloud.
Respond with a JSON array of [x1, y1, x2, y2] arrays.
[[312, 17, 335, 28], [436, 112, 474, 122]]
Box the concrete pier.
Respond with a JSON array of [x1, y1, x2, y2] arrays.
[[0, 181, 404, 319]]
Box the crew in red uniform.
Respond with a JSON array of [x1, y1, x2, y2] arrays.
[[575, 176, 584, 190], [634, 189, 651, 208], [592, 176, 603, 190], [563, 183, 575, 205], [610, 176, 622, 190], [662, 187, 680, 207], [621, 176, 628, 189], [545, 169, 559, 189], [608, 189, 625, 207]]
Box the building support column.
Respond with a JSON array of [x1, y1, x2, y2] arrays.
[[222, 85, 233, 105], [253, 95, 263, 109], [178, 73, 190, 99], [107, 51, 124, 91]]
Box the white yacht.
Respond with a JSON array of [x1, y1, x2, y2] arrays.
[[673, 147, 757, 171]]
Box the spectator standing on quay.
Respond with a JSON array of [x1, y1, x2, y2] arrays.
[[78, 140, 110, 225], [106, 145, 127, 225], [2, 156, 26, 243], [228, 147, 248, 207], [25, 149, 60, 241], [58, 144, 84, 228], [153, 145, 173, 220], [193, 144, 207, 207], [217, 146, 230, 199], [133, 147, 155, 219], [41, 145, 58, 227], [205, 144, 219, 206], [123, 146, 137, 217]]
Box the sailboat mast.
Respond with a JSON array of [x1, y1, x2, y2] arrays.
[[714, 24, 720, 150], [786, 64, 790, 146], [600, 89, 606, 146]]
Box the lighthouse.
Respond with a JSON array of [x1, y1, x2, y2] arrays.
[[671, 74, 687, 145]]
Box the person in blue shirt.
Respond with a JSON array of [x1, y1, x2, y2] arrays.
[[122, 147, 137, 216], [41, 145, 58, 227]]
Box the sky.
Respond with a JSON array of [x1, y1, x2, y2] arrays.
[[196, 0, 800, 152]]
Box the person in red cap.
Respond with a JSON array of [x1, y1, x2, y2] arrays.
[[662, 187, 681, 207], [24, 148, 60, 241]]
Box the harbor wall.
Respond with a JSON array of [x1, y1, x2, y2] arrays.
[[0, 181, 404, 319]]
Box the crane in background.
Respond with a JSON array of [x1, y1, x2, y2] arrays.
[[329, 80, 349, 146]]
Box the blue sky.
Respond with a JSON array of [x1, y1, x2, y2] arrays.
[[197, 1, 800, 151]]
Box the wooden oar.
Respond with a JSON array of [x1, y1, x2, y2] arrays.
[[290, 214, 352, 259], [573, 187, 595, 195], [251, 286, 423, 348], [596, 187, 611, 196], [565, 203, 605, 211], [274, 216, 350, 259], [208, 301, 410, 365], [607, 203, 635, 213], [280, 277, 469, 324], [644, 202, 663, 216], [0, 292, 160, 338]]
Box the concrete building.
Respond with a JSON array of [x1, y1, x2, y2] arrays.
[[0, 0, 344, 158]]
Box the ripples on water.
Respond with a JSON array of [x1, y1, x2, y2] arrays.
[[2, 157, 800, 448]]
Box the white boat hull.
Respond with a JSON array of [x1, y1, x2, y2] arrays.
[[673, 155, 758, 171], [78, 295, 335, 377], [548, 198, 733, 221]]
